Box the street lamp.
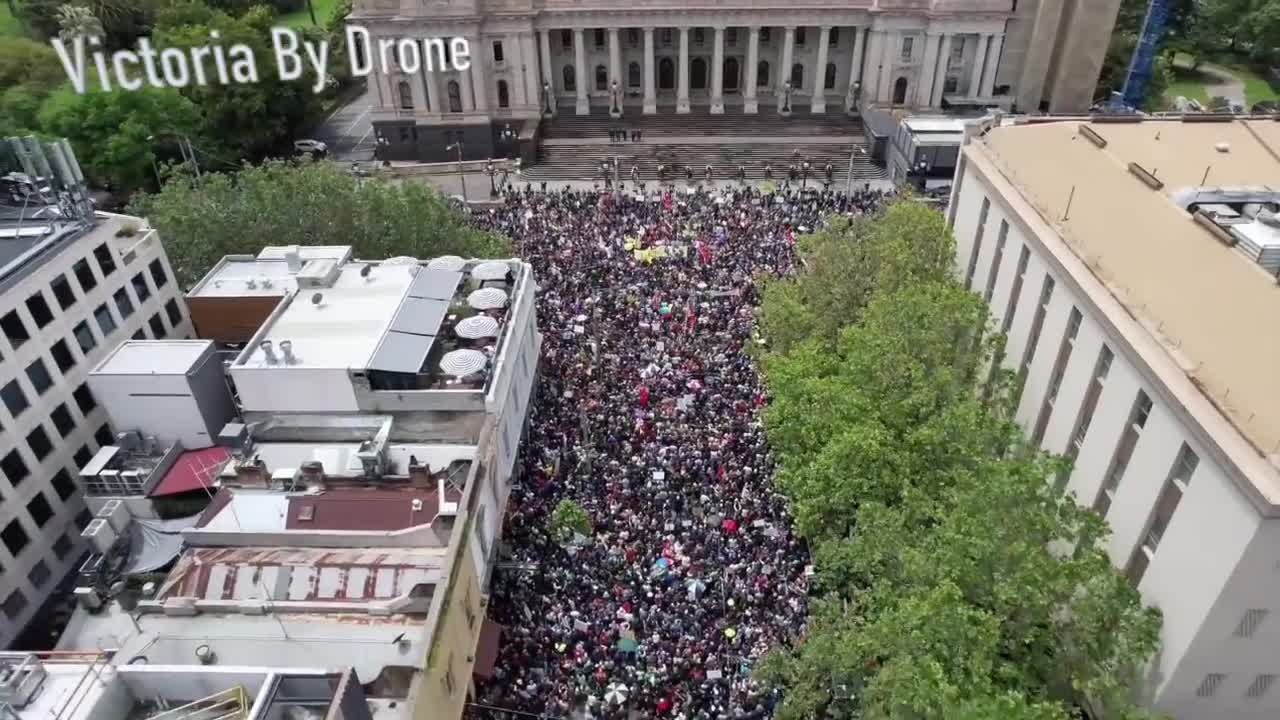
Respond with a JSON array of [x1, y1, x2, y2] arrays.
[[484, 158, 499, 199], [845, 145, 866, 194], [542, 81, 554, 115], [446, 141, 468, 202], [781, 80, 792, 115], [801, 161, 811, 189], [610, 80, 622, 118], [499, 123, 516, 159], [847, 80, 862, 114]]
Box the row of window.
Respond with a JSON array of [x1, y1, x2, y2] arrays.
[[1, 380, 102, 492], [559, 27, 842, 51], [1, 519, 87, 622]]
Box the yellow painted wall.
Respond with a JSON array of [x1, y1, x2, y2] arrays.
[[413, 510, 484, 720]]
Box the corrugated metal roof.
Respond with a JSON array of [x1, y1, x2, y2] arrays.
[[285, 488, 459, 531]]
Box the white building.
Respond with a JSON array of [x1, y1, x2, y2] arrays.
[[0, 209, 190, 649], [949, 116, 1280, 718], [352, 0, 1123, 161]]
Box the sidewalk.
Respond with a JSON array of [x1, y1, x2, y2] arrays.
[[409, 169, 896, 200], [542, 135, 864, 147]]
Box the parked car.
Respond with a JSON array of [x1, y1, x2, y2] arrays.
[[293, 139, 328, 158]]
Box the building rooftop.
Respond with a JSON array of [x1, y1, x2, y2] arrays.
[[94, 340, 214, 375], [975, 117, 1280, 492], [194, 485, 462, 533]]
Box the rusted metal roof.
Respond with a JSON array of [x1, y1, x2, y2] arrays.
[[285, 487, 461, 531]]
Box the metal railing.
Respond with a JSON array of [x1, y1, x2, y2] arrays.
[[144, 686, 250, 720]]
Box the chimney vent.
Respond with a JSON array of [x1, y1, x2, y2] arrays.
[[279, 339, 297, 365], [260, 340, 278, 364]]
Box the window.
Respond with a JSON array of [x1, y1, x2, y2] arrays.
[[1017, 275, 1055, 386], [75, 508, 91, 530], [0, 309, 30, 349], [828, 27, 838, 46], [497, 80, 510, 108], [27, 493, 53, 528], [132, 329, 145, 340], [73, 383, 97, 415], [464, 587, 477, 629], [661, 28, 672, 46], [562, 66, 576, 92], [983, 221, 1009, 303], [795, 27, 806, 45], [110, 287, 135, 321], [1, 449, 29, 486], [628, 29, 639, 46], [2, 379, 29, 418], [1001, 246, 1030, 335], [1094, 391, 1152, 516], [94, 303, 117, 336], [74, 446, 93, 469], [727, 28, 737, 45], [628, 61, 641, 87], [595, 65, 607, 91], [149, 313, 167, 339], [398, 80, 413, 109], [950, 36, 964, 63], [73, 258, 97, 292], [165, 298, 183, 327], [26, 292, 53, 328], [447, 80, 463, 113], [790, 63, 803, 88], [131, 272, 151, 302], [757, 60, 769, 87], [560, 29, 572, 49], [51, 404, 75, 438], [824, 63, 836, 90], [1246, 674, 1276, 700], [594, 29, 605, 48], [52, 468, 77, 501], [492, 41, 503, 63], [73, 320, 96, 354], [2, 590, 27, 620], [443, 656, 457, 696], [51, 339, 75, 374], [1056, 345, 1112, 491], [95, 423, 114, 448], [760, 28, 771, 44], [1125, 443, 1198, 585], [901, 36, 914, 61], [51, 274, 76, 310], [27, 425, 52, 461], [93, 243, 116, 277], [694, 28, 704, 45], [28, 560, 50, 589], [1030, 308, 1081, 446], [2, 519, 30, 556], [966, 198, 990, 288], [26, 359, 52, 396], [53, 532, 73, 560]]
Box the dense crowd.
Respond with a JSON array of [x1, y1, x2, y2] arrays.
[[465, 185, 889, 720]]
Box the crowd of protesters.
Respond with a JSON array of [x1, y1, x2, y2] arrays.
[[463, 184, 889, 720]]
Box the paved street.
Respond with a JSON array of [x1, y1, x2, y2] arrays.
[[312, 84, 378, 162]]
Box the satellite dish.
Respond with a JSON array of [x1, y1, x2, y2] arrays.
[[360, 264, 372, 278], [311, 292, 323, 306]]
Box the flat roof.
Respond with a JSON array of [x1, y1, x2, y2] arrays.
[[93, 339, 212, 375], [256, 245, 352, 261], [976, 119, 1280, 480], [904, 116, 971, 133], [188, 256, 300, 298]]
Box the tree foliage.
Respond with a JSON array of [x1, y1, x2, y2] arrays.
[[0, 38, 66, 135], [550, 498, 593, 542], [755, 200, 1163, 720], [128, 160, 509, 287]]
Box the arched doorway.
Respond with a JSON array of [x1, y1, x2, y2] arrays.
[[563, 65, 575, 91], [691, 57, 707, 90], [595, 65, 608, 91], [658, 58, 675, 89], [893, 76, 909, 105], [628, 61, 641, 88], [723, 57, 739, 91], [447, 80, 462, 112], [756, 60, 769, 87], [790, 63, 803, 88], [497, 80, 509, 108]]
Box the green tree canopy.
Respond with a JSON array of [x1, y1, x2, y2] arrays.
[[37, 86, 204, 190], [755, 200, 1163, 720], [0, 37, 66, 135], [550, 498, 593, 542], [128, 160, 510, 287]]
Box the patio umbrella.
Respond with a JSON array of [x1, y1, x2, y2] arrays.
[[455, 315, 500, 339], [439, 349, 487, 377], [468, 287, 509, 310], [686, 578, 707, 600], [427, 255, 465, 271], [603, 682, 628, 705], [471, 261, 510, 281], [616, 637, 639, 654]]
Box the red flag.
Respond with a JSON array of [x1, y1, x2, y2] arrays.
[[663, 193, 673, 211], [697, 241, 712, 264]]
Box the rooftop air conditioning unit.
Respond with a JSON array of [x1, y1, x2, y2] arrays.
[[0, 654, 48, 708], [81, 519, 119, 554], [96, 499, 130, 533]]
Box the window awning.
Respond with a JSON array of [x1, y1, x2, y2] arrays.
[[149, 447, 231, 497]]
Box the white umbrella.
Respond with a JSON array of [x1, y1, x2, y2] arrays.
[[603, 682, 628, 705], [471, 261, 510, 281], [383, 256, 418, 266], [455, 315, 500, 339], [428, 255, 465, 271], [439, 349, 487, 377], [468, 287, 509, 310]]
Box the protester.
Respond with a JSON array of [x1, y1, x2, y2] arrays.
[[464, 184, 890, 720]]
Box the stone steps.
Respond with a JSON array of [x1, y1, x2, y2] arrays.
[[542, 104, 862, 139], [522, 142, 886, 181]]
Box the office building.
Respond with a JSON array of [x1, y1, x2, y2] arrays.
[[949, 115, 1280, 718]]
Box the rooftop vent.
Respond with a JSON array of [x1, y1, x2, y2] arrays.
[[260, 340, 278, 364]]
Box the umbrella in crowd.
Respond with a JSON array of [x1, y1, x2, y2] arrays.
[[472, 260, 511, 281], [455, 315, 501, 339], [461, 183, 891, 720], [468, 287, 509, 310], [439, 348, 487, 377], [428, 255, 466, 271]]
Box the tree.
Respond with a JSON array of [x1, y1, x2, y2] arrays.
[[56, 5, 104, 39], [755, 201, 1163, 720], [0, 38, 66, 135], [549, 498, 592, 542], [128, 160, 510, 287], [37, 86, 204, 190]]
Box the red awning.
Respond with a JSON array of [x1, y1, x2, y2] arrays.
[[472, 619, 504, 681], [149, 447, 231, 497]]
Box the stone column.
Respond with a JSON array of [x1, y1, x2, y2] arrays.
[[539, 30, 556, 115], [507, 34, 527, 107], [778, 26, 795, 112], [643, 27, 657, 114], [677, 27, 691, 114], [710, 26, 726, 114], [609, 28, 622, 89], [519, 33, 538, 106], [744, 26, 760, 113], [916, 32, 941, 107], [850, 26, 865, 85], [980, 32, 1004, 97], [471, 40, 489, 112], [968, 33, 989, 96], [812, 25, 830, 113], [877, 30, 895, 103], [574, 28, 589, 115], [462, 69, 477, 111], [423, 65, 442, 113], [931, 34, 952, 106], [862, 29, 881, 101]]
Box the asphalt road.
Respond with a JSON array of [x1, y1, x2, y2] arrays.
[[311, 84, 378, 162]]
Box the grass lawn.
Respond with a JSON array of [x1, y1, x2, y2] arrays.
[[1220, 63, 1279, 107], [1165, 67, 1211, 105], [280, 0, 342, 28], [0, 3, 21, 37]]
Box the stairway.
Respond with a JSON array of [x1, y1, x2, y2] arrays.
[[543, 104, 863, 139], [522, 142, 886, 182]]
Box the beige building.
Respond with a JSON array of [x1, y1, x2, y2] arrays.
[[949, 116, 1280, 718], [350, 0, 1123, 162]]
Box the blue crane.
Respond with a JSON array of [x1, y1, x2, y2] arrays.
[[1120, 0, 1173, 109]]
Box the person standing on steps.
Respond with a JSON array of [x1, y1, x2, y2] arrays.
[[705, 164, 714, 183], [763, 163, 773, 180], [738, 164, 747, 184]]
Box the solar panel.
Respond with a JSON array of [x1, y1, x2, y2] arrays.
[[390, 297, 449, 337], [368, 331, 435, 374], [408, 268, 462, 300]]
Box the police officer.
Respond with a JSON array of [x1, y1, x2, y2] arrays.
[[631, 165, 640, 184], [704, 164, 714, 182], [657, 163, 666, 181], [686, 165, 694, 181], [824, 162, 834, 183], [737, 164, 747, 183], [763, 163, 773, 180]]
